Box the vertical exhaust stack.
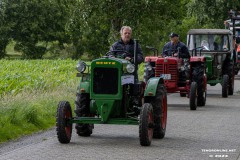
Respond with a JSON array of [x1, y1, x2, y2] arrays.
[[134, 39, 139, 83]]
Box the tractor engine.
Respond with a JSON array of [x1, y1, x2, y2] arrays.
[[155, 57, 179, 92]]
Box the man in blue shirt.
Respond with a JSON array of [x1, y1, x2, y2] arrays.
[[109, 26, 144, 64], [162, 33, 190, 59]]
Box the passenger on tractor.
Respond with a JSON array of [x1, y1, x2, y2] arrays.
[[109, 26, 144, 64], [162, 32, 190, 59]]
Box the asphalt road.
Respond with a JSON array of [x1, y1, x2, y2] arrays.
[[1, 75, 240, 160]]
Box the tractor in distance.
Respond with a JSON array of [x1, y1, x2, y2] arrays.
[[187, 29, 235, 98]]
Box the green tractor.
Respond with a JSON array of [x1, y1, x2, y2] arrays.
[[56, 40, 167, 146], [187, 29, 235, 97]]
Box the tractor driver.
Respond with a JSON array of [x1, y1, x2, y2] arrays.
[[109, 26, 144, 64], [162, 32, 190, 59]]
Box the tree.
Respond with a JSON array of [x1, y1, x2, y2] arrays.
[[3, 0, 71, 59], [187, 0, 240, 28], [74, 0, 186, 57], [0, 1, 11, 59]]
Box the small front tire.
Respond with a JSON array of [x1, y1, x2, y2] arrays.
[[56, 101, 73, 144], [139, 103, 153, 146]]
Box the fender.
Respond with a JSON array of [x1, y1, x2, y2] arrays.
[[190, 56, 206, 62], [77, 81, 90, 94], [237, 45, 240, 63], [144, 77, 164, 96]]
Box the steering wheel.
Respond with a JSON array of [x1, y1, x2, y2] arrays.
[[163, 49, 179, 57], [105, 50, 131, 59]]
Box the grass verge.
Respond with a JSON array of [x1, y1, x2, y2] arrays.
[[0, 84, 76, 144]]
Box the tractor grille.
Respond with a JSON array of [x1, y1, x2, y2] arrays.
[[155, 63, 177, 81], [93, 68, 118, 94]]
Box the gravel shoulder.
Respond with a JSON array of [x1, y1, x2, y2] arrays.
[[0, 128, 56, 155]]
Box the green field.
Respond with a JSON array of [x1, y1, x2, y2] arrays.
[[0, 59, 144, 143], [0, 59, 79, 143]]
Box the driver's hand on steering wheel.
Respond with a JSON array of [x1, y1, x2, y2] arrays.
[[173, 53, 178, 57], [125, 56, 132, 61]]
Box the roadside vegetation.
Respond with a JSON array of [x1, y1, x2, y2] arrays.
[[0, 60, 77, 143]]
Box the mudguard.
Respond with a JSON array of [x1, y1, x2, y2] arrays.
[[144, 77, 164, 96], [77, 81, 90, 94], [237, 45, 240, 62], [190, 56, 206, 62]]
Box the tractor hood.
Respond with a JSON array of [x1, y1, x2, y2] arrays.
[[90, 57, 135, 100]]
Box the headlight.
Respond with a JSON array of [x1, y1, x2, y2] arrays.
[[76, 61, 86, 73], [126, 63, 135, 73], [217, 65, 221, 70], [145, 62, 152, 71], [180, 66, 185, 71]]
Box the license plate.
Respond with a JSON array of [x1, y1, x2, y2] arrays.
[[121, 75, 134, 85], [160, 74, 171, 80]]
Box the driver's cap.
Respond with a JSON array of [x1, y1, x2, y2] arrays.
[[169, 32, 179, 38]]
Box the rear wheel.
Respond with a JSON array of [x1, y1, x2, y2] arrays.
[[228, 63, 234, 95], [192, 64, 205, 106], [222, 75, 229, 98], [189, 82, 197, 110], [56, 101, 72, 144], [75, 93, 93, 137], [151, 84, 167, 139], [139, 103, 153, 146]]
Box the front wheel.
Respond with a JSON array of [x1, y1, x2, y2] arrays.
[[198, 90, 206, 106], [56, 101, 73, 144], [139, 103, 153, 146], [189, 82, 197, 110]]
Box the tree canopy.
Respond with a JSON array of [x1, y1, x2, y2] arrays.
[[0, 0, 239, 59]]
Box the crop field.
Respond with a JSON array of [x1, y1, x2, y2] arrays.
[[0, 59, 79, 96]]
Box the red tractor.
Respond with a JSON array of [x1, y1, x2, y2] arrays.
[[144, 47, 207, 110]]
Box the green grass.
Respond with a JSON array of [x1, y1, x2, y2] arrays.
[[0, 86, 76, 143]]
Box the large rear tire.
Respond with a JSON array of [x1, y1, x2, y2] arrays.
[[75, 93, 93, 137], [139, 103, 153, 146], [151, 84, 167, 139], [56, 101, 73, 144], [222, 75, 229, 98], [192, 64, 206, 106], [189, 82, 197, 110], [228, 63, 234, 95]]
